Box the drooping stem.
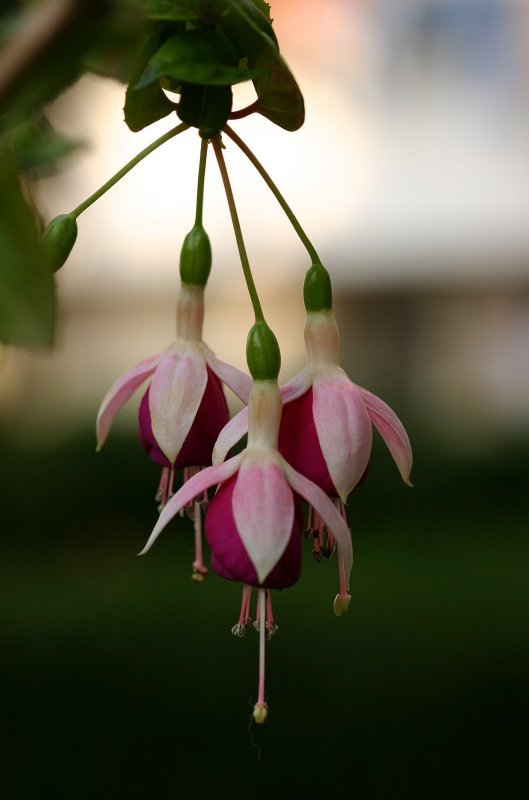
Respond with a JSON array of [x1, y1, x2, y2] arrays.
[[71, 122, 189, 219], [223, 124, 321, 265], [212, 135, 265, 322], [194, 138, 208, 226]]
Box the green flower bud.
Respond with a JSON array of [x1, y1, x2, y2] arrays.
[[179, 224, 212, 286], [303, 262, 333, 312], [42, 214, 78, 272], [246, 321, 281, 381]]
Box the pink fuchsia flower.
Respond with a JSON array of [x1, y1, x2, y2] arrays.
[[96, 284, 251, 471], [139, 378, 353, 723], [96, 283, 252, 580], [214, 309, 412, 504]]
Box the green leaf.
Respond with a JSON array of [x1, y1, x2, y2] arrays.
[[4, 118, 84, 175], [249, 0, 272, 22], [124, 32, 176, 132], [136, 28, 261, 88], [0, 151, 55, 346], [134, 0, 201, 21], [222, 0, 304, 131], [253, 51, 305, 131]]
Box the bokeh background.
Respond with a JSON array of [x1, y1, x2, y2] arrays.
[[1, 1, 529, 797]]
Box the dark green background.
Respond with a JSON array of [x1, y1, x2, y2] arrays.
[[1, 424, 528, 799]]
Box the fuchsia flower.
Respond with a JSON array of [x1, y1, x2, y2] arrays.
[[96, 284, 252, 473], [214, 309, 412, 503], [96, 283, 252, 580], [139, 379, 353, 723]]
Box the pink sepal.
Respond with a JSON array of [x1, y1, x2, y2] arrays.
[[279, 368, 312, 403], [139, 453, 244, 555], [357, 386, 413, 485], [283, 461, 353, 589], [149, 345, 208, 465], [96, 350, 163, 450], [212, 406, 249, 465], [233, 455, 294, 584], [204, 347, 252, 403], [312, 370, 372, 502]]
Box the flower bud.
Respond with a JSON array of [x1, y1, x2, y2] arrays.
[[246, 321, 281, 381], [303, 262, 333, 312], [42, 214, 78, 272], [179, 224, 212, 286]]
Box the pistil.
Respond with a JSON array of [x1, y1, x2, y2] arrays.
[[253, 588, 268, 724]]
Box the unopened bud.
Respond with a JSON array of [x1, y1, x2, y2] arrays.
[[253, 703, 268, 724], [179, 224, 212, 286], [333, 593, 351, 617], [303, 262, 332, 312], [42, 213, 78, 272], [246, 321, 281, 380]]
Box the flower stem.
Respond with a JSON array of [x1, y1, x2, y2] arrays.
[[212, 135, 265, 323], [71, 122, 189, 219], [194, 138, 208, 226], [223, 124, 321, 265]]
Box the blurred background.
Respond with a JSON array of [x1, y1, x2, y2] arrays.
[[1, 0, 528, 797]]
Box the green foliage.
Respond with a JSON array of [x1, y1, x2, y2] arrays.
[[0, 151, 55, 346], [128, 0, 304, 133], [124, 32, 177, 132], [137, 28, 262, 88]]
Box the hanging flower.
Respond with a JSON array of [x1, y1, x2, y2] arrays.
[[139, 377, 353, 723], [96, 284, 252, 472], [213, 283, 412, 504]]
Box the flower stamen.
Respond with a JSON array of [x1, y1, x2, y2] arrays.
[[231, 584, 252, 637], [155, 466, 170, 511], [191, 501, 208, 583]]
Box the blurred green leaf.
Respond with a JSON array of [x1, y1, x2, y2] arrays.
[[136, 28, 261, 88], [5, 118, 84, 174], [134, 0, 201, 21], [124, 32, 177, 131], [226, 0, 304, 130], [0, 150, 55, 346]]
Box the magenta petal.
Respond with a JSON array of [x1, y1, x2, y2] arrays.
[[278, 388, 336, 495], [357, 386, 413, 485], [206, 474, 303, 589]]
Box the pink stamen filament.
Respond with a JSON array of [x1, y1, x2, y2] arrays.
[[155, 467, 169, 509], [191, 501, 207, 582], [232, 584, 252, 637]]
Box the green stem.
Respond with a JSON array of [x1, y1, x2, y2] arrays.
[[212, 135, 264, 323], [194, 138, 208, 226], [223, 124, 321, 265], [71, 122, 189, 219]]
